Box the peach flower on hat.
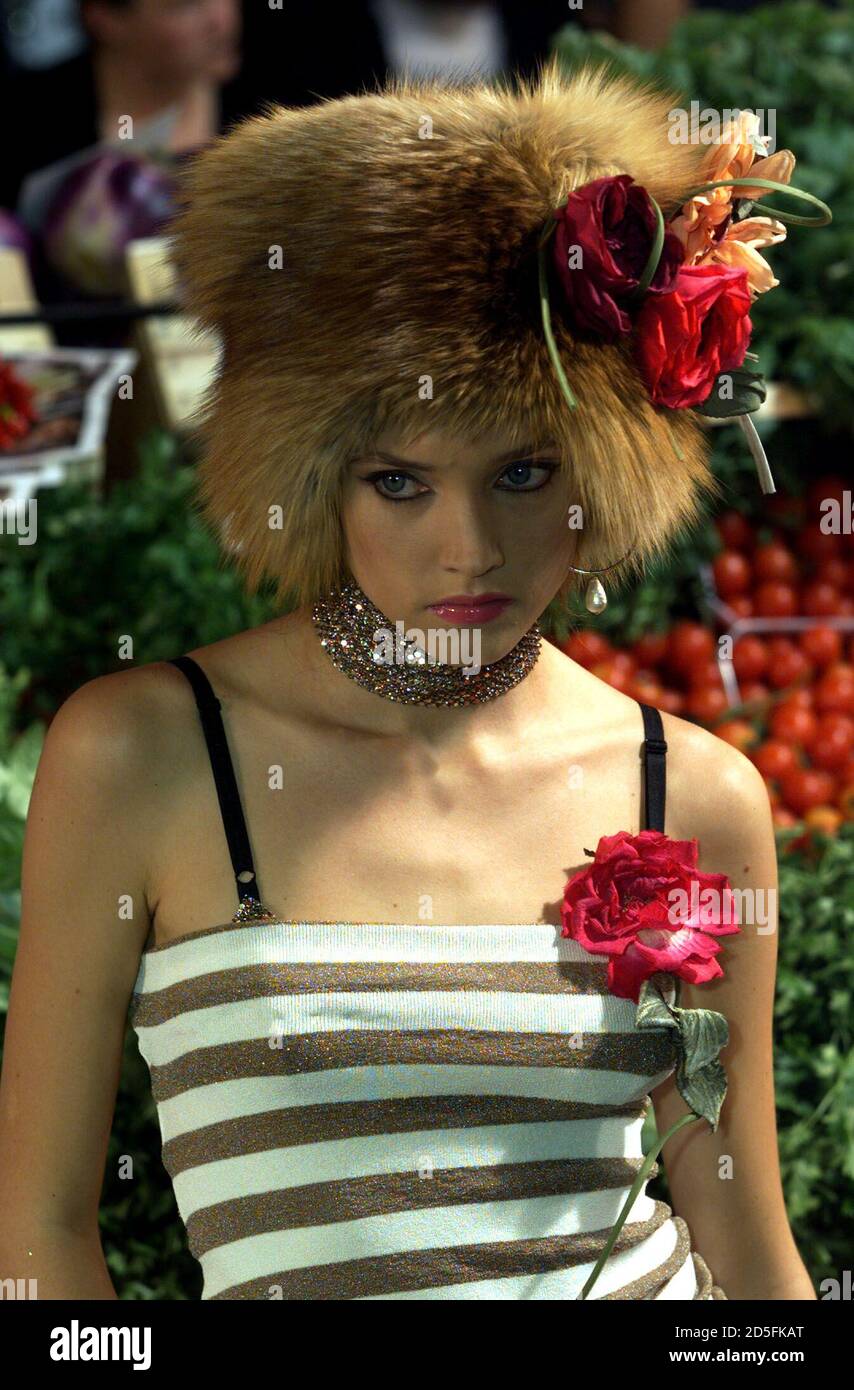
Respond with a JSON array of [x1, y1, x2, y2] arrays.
[[669, 109, 796, 264], [699, 213, 788, 295]]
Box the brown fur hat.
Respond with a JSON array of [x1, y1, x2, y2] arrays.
[[169, 55, 722, 609]]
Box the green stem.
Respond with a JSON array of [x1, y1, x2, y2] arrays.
[[577, 1109, 703, 1300], [674, 177, 832, 227], [538, 219, 578, 411]]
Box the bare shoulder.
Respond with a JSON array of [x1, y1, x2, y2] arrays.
[[657, 706, 774, 862]]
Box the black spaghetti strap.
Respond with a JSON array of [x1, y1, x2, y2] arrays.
[[638, 702, 667, 833], [168, 656, 261, 907]]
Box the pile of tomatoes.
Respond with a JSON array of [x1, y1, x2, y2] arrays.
[[556, 473, 854, 834]]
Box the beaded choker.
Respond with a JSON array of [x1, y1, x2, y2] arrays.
[[311, 576, 542, 707]]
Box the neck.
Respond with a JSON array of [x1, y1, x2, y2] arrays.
[[284, 602, 561, 757], [92, 46, 200, 129]]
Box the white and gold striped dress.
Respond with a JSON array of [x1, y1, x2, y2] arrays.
[[129, 912, 727, 1300]]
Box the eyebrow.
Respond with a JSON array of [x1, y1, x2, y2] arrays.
[[359, 444, 559, 471]]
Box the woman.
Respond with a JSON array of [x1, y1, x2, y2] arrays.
[[0, 58, 817, 1300]]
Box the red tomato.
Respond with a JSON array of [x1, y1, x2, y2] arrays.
[[838, 597, 854, 615], [814, 663, 854, 714], [740, 680, 770, 704], [728, 595, 755, 619], [716, 510, 754, 551], [753, 739, 800, 779], [753, 542, 798, 584], [630, 633, 669, 669], [802, 581, 842, 617], [769, 701, 818, 745], [609, 651, 638, 676], [713, 550, 752, 598], [655, 688, 685, 715], [732, 635, 767, 682], [685, 687, 729, 723], [765, 640, 813, 690], [774, 684, 813, 709], [688, 658, 725, 689], [799, 625, 843, 668], [772, 806, 800, 829], [814, 558, 848, 591], [715, 719, 759, 752], [797, 523, 841, 565], [628, 673, 664, 705], [806, 714, 854, 772], [667, 621, 716, 677], [561, 631, 614, 668], [590, 659, 634, 693], [780, 767, 836, 816], [753, 581, 799, 618]]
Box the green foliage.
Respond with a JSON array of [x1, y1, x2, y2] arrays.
[[0, 429, 280, 729], [554, 1, 854, 429]]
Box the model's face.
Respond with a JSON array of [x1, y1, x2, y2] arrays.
[[340, 426, 578, 664], [88, 0, 241, 84]]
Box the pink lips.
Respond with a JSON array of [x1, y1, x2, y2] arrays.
[[428, 596, 512, 624]]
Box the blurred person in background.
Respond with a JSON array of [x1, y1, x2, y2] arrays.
[[0, 0, 242, 214]]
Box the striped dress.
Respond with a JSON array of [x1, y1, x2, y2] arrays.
[[128, 655, 728, 1300]]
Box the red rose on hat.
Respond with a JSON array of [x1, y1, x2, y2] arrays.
[[551, 173, 684, 341], [561, 829, 740, 1004], [632, 263, 753, 409]]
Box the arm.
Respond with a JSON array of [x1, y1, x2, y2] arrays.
[[650, 724, 816, 1300], [0, 674, 156, 1298]]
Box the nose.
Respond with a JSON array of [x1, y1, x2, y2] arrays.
[[435, 492, 505, 578]]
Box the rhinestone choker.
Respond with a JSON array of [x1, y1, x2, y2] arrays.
[[311, 576, 542, 707]]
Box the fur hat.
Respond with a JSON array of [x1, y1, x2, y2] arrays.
[[169, 56, 724, 608]]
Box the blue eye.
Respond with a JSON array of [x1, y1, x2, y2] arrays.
[[363, 461, 557, 503]]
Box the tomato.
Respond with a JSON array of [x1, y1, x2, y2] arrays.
[[814, 558, 848, 591], [797, 524, 841, 565], [713, 550, 752, 598], [732, 635, 767, 682], [769, 701, 818, 746], [814, 663, 854, 715], [799, 625, 843, 668], [561, 631, 614, 668], [667, 621, 716, 677], [753, 739, 800, 779], [739, 680, 770, 704], [685, 687, 729, 723], [628, 673, 664, 705], [716, 510, 754, 550], [590, 658, 634, 693], [753, 542, 798, 585], [630, 633, 669, 668], [772, 806, 800, 829], [609, 651, 638, 675], [765, 640, 813, 690], [753, 581, 799, 618], [804, 805, 842, 835], [728, 595, 755, 619], [655, 688, 685, 715], [715, 719, 759, 752], [838, 597, 854, 615], [838, 784, 854, 819], [806, 714, 854, 772], [780, 767, 836, 816], [774, 684, 813, 709], [801, 581, 842, 618], [688, 658, 725, 689]]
